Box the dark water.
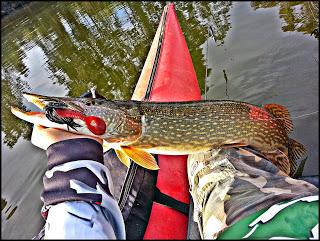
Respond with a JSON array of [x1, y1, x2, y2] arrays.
[[1, 1, 318, 239]]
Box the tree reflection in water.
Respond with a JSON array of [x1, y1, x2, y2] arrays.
[[251, 1, 319, 39]]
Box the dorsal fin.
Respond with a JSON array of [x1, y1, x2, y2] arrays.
[[263, 104, 293, 134]]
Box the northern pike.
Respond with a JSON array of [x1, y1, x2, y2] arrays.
[[11, 92, 306, 176]]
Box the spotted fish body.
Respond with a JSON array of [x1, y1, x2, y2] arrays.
[[129, 101, 286, 153], [117, 100, 304, 175], [12, 93, 306, 175]]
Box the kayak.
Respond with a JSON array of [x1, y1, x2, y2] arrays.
[[131, 3, 201, 239]]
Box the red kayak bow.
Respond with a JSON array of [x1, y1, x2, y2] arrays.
[[132, 3, 201, 239]]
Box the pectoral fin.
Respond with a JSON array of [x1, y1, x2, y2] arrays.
[[121, 146, 159, 170], [115, 149, 131, 168]]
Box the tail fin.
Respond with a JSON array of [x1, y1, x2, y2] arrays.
[[288, 138, 307, 176]]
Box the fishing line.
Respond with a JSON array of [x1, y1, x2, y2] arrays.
[[289, 110, 319, 120], [204, 25, 209, 100], [204, 17, 216, 100]]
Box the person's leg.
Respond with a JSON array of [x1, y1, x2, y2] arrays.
[[187, 147, 319, 239]]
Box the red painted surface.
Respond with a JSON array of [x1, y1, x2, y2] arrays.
[[143, 203, 189, 239], [143, 3, 201, 239], [149, 5, 201, 102]]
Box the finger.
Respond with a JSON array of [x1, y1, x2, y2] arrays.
[[31, 132, 43, 149], [31, 125, 48, 149]]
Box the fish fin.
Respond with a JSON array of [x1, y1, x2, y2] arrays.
[[261, 149, 291, 176], [121, 146, 159, 170], [288, 138, 307, 161], [292, 156, 307, 178], [263, 104, 293, 134], [288, 138, 307, 176], [115, 149, 131, 168]]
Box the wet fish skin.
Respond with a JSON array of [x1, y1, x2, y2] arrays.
[[14, 93, 306, 174]]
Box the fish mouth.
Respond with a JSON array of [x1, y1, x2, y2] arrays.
[[23, 92, 49, 110], [22, 92, 84, 131], [23, 92, 84, 112]]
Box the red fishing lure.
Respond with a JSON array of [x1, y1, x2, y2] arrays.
[[55, 109, 106, 135]]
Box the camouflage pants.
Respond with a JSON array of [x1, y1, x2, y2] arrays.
[[187, 147, 318, 239]]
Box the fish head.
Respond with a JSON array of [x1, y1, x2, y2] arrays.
[[22, 92, 142, 142]]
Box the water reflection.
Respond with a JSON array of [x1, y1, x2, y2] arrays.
[[2, 1, 225, 148], [207, 1, 233, 46], [251, 1, 319, 39]]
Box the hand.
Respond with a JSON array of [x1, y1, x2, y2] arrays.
[[31, 124, 103, 150]]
